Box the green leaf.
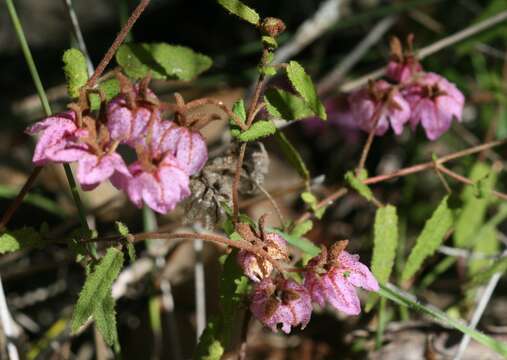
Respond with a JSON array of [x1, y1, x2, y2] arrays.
[[229, 99, 247, 138], [194, 317, 225, 360], [264, 88, 315, 121], [372, 205, 398, 284], [115, 221, 136, 262], [468, 254, 507, 288], [217, 0, 260, 25], [236, 120, 276, 142], [286, 61, 326, 120], [454, 162, 497, 248], [401, 196, 454, 282], [71, 248, 124, 334], [116, 43, 212, 81], [274, 131, 310, 182], [0, 227, 42, 254], [291, 220, 313, 238], [62, 48, 88, 98], [115, 221, 129, 237], [301, 191, 326, 219], [218, 248, 250, 347], [345, 171, 373, 201], [272, 229, 320, 257], [93, 293, 119, 347], [261, 36, 278, 49], [89, 78, 121, 111], [379, 283, 507, 357]]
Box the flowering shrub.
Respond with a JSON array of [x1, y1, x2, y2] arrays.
[[3, 0, 507, 359]]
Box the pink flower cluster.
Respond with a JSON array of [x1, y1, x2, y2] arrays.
[[238, 236, 379, 333], [26, 85, 208, 214], [348, 36, 465, 140]]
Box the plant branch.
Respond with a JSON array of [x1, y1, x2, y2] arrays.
[[5, 0, 89, 231], [86, 0, 151, 88], [132, 232, 286, 273], [340, 10, 507, 92]]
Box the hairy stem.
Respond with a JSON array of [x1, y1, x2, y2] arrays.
[[86, 0, 151, 88], [132, 232, 285, 273]]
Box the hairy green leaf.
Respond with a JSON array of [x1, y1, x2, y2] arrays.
[[229, 99, 247, 139], [286, 61, 326, 119], [372, 205, 398, 284], [291, 220, 313, 238], [0, 227, 42, 254], [454, 162, 497, 248], [264, 88, 314, 121], [273, 229, 320, 257], [274, 131, 310, 181], [93, 293, 119, 347], [468, 254, 507, 287], [116, 43, 212, 81], [62, 48, 88, 98], [71, 248, 124, 334], [237, 120, 276, 142], [217, 0, 260, 25], [89, 78, 121, 111], [345, 171, 373, 201], [402, 196, 454, 282]]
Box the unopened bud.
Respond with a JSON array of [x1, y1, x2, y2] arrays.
[[261, 17, 286, 38]]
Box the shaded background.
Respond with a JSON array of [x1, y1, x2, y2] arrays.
[[1, 0, 507, 359]]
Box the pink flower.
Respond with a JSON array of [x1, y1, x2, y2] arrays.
[[250, 278, 312, 334], [76, 152, 131, 191], [111, 153, 190, 214], [386, 58, 422, 84], [237, 232, 288, 282], [403, 72, 465, 140], [152, 120, 208, 176], [386, 35, 423, 84], [304, 241, 379, 315], [106, 87, 161, 147], [25, 111, 88, 166], [348, 80, 411, 136]]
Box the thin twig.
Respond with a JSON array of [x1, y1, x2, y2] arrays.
[[340, 10, 507, 92], [0, 276, 20, 360], [62, 0, 94, 75], [132, 232, 286, 274], [453, 250, 507, 360], [0, 167, 42, 231], [5, 0, 89, 231], [192, 225, 206, 342], [318, 16, 397, 96], [86, 0, 151, 88], [295, 139, 507, 224], [437, 165, 507, 202], [273, 0, 343, 65]]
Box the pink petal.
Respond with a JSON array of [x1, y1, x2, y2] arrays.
[[76, 152, 130, 189]]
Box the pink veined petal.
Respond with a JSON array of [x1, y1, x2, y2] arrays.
[[27, 114, 82, 165], [129, 172, 161, 211], [250, 279, 312, 334], [387, 92, 411, 135], [304, 271, 327, 308], [337, 252, 379, 292], [173, 129, 208, 176], [76, 152, 130, 189], [322, 272, 361, 315]]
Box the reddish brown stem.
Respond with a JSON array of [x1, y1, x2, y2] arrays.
[[356, 107, 383, 174], [132, 231, 286, 273], [0, 166, 43, 231], [437, 165, 507, 201], [86, 0, 151, 88], [232, 143, 247, 224], [295, 138, 507, 224]]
